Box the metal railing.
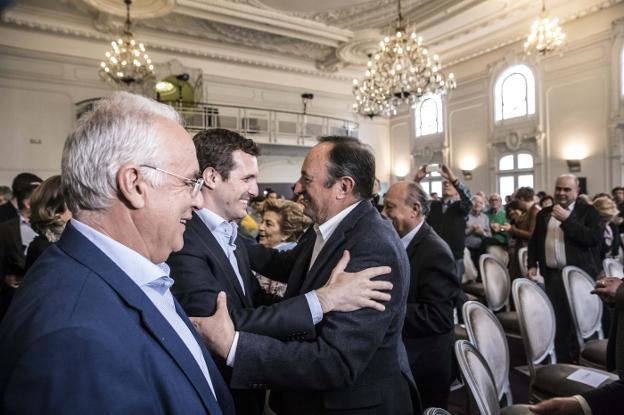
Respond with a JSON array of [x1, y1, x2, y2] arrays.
[[76, 99, 359, 147]]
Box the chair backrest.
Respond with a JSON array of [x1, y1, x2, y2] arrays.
[[480, 254, 511, 312], [518, 247, 528, 278], [463, 301, 510, 404], [603, 258, 624, 279], [562, 266, 603, 345], [512, 278, 556, 372], [487, 244, 509, 267], [463, 247, 478, 283], [423, 408, 452, 415], [454, 340, 500, 415]]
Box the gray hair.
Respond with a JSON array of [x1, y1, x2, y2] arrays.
[[62, 92, 183, 214], [404, 181, 430, 217]]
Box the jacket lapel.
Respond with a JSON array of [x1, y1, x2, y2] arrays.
[[58, 223, 224, 415], [300, 202, 370, 293], [283, 226, 315, 297], [189, 214, 250, 307]]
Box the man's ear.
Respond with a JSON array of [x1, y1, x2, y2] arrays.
[[202, 167, 219, 190], [117, 164, 146, 209], [336, 176, 355, 200], [412, 202, 422, 216]]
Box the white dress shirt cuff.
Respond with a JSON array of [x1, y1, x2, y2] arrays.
[[305, 291, 324, 324], [225, 331, 240, 367], [573, 395, 593, 415]]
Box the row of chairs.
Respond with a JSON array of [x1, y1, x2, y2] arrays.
[[450, 278, 619, 415]]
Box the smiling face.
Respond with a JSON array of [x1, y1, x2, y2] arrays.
[[382, 182, 419, 237], [293, 142, 338, 225], [258, 210, 287, 248], [139, 118, 203, 262], [205, 150, 258, 221]]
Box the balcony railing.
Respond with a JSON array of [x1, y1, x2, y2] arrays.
[[76, 99, 359, 147]]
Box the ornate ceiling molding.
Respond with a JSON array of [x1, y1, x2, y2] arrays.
[[81, 0, 176, 19]]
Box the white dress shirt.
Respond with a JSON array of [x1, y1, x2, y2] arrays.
[[71, 219, 217, 400], [400, 220, 425, 249], [545, 202, 574, 270]]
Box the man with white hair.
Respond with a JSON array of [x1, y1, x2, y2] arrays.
[[0, 92, 234, 414]]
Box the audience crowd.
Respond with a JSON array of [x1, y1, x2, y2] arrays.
[[0, 91, 622, 415]]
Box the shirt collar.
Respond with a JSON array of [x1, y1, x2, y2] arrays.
[[196, 208, 238, 245], [70, 218, 171, 289], [315, 201, 361, 242], [401, 220, 424, 248]]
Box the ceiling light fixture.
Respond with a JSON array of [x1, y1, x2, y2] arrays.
[[524, 0, 566, 56], [99, 0, 155, 89], [352, 0, 456, 118]]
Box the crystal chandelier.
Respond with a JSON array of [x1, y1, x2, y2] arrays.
[[352, 0, 456, 118], [99, 0, 155, 88], [523, 0, 566, 56]]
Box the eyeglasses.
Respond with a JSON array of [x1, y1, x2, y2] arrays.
[[140, 165, 204, 198]]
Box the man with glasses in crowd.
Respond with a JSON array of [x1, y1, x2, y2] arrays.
[[0, 92, 234, 414]]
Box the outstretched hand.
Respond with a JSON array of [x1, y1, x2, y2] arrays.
[[316, 250, 393, 313], [191, 291, 235, 359]]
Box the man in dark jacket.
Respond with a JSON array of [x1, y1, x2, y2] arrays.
[[528, 174, 603, 363], [383, 180, 460, 409], [415, 164, 472, 281]]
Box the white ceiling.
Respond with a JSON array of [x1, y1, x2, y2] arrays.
[[2, 0, 620, 76]]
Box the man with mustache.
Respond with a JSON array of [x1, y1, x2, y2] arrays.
[[168, 129, 395, 415]]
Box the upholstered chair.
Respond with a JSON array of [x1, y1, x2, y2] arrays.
[[511, 278, 617, 401], [561, 266, 608, 370], [479, 254, 521, 338], [422, 408, 452, 415], [518, 247, 528, 278], [487, 244, 509, 267], [602, 258, 624, 279], [463, 300, 513, 405], [454, 340, 531, 415]]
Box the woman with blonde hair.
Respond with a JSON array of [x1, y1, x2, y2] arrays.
[[593, 195, 623, 262], [25, 175, 72, 270], [256, 198, 312, 297]]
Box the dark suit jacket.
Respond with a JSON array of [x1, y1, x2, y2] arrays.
[[232, 201, 417, 415], [426, 182, 472, 260], [0, 217, 25, 322], [0, 222, 234, 415], [0, 202, 18, 224], [403, 221, 459, 351], [167, 212, 316, 415], [527, 199, 603, 277], [0, 217, 25, 278], [25, 234, 52, 272], [581, 283, 624, 414]]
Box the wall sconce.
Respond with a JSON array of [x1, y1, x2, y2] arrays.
[[461, 170, 473, 180], [566, 159, 581, 173]]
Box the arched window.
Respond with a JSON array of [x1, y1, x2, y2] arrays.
[[494, 65, 535, 122], [497, 153, 535, 199], [415, 95, 443, 137], [420, 171, 443, 197]]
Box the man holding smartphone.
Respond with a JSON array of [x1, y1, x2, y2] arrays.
[[414, 164, 473, 281]]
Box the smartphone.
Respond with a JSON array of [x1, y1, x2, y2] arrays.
[[425, 164, 440, 174]]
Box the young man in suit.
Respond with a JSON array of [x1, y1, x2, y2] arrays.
[[168, 129, 390, 414], [528, 174, 603, 363], [383, 180, 460, 409], [193, 136, 418, 415], [0, 92, 234, 414]]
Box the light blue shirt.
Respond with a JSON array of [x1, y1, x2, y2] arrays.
[[70, 219, 217, 401], [19, 214, 37, 254], [196, 208, 247, 294], [400, 219, 425, 248]]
